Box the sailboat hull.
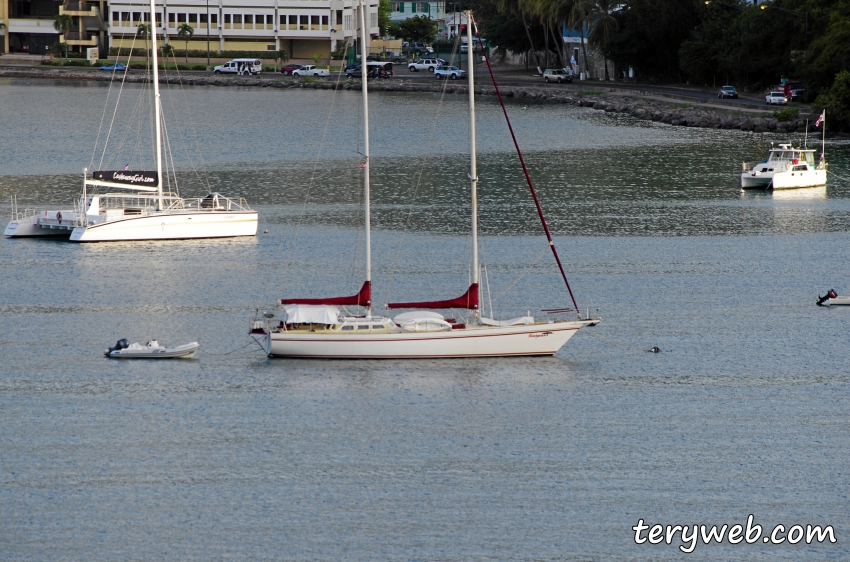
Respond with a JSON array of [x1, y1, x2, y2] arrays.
[[265, 320, 596, 358], [70, 211, 258, 242]]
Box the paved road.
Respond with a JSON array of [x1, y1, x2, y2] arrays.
[[1, 61, 806, 112]]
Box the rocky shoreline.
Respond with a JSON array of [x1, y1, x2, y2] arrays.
[[1, 66, 824, 135]]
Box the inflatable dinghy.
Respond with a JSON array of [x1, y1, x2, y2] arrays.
[[105, 338, 200, 359]]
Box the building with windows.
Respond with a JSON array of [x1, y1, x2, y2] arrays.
[[389, 0, 444, 25], [107, 0, 379, 60], [1, 0, 107, 55]]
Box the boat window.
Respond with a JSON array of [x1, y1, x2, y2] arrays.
[[372, 324, 384, 330], [793, 165, 807, 171], [805, 153, 815, 165], [357, 325, 370, 330], [768, 153, 778, 161], [760, 168, 768, 172], [341, 325, 355, 331]]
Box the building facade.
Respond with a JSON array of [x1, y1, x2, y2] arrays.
[[107, 0, 379, 60]]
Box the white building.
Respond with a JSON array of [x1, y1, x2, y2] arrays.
[[107, 0, 379, 60], [389, 1, 444, 25]]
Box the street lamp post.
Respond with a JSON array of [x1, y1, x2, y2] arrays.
[[760, 3, 807, 49]]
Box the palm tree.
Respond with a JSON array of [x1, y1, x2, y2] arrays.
[[176, 23, 193, 62], [137, 22, 152, 60], [586, 0, 619, 81], [275, 48, 289, 72], [566, 0, 592, 77], [53, 14, 74, 59]]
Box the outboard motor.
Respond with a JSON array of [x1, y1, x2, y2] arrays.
[[105, 338, 129, 357], [817, 289, 837, 307]]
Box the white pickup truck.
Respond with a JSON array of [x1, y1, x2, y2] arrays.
[[292, 65, 330, 77]]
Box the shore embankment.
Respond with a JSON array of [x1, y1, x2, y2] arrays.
[[0, 65, 821, 135]]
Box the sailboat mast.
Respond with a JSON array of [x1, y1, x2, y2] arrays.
[[467, 11, 479, 319], [149, 0, 164, 211], [358, 0, 372, 318]]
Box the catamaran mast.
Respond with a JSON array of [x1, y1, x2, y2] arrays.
[[467, 12, 479, 320], [149, 0, 164, 212], [358, 0, 372, 318]]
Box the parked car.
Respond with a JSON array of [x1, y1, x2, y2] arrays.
[[280, 64, 302, 75], [99, 62, 127, 71], [292, 65, 330, 77], [542, 68, 572, 83], [412, 42, 433, 53], [718, 85, 738, 99], [408, 58, 446, 72], [788, 87, 805, 101], [434, 65, 466, 80], [765, 91, 788, 105], [213, 58, 262, 75], [346, 62, 393, 78]]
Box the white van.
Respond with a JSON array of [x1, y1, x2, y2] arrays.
[[213, 59, 263, 75]]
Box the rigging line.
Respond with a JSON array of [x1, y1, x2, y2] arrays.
[[159, 51, 181, 197], [95, 33, 139, 171], [278, 39, 351, 288], [583, 330, 657, 353], [488, 244, 549, 306], [829, 170, 850, 183], [161, 41, 212, 193], [474, 21, 580, 314], [381, 34, 463, 308]]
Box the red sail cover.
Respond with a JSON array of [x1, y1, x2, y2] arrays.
[[388, 283, 479, 310], [281, 281, 371, 306]]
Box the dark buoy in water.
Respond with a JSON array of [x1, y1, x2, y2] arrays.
[[648, 347, 661, 353], [817, 289, 837, 306]]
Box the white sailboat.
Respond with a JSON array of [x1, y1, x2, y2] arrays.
[[4, 0, 257, 242], [250, 7, 599, 358]]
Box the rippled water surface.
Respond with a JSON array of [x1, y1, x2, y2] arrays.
[[1, 79, 849, 561]]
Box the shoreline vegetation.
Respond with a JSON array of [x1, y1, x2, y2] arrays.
[[0, 66, 833, 137]]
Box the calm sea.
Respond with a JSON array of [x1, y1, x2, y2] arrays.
[[1, 78, 848, 560]]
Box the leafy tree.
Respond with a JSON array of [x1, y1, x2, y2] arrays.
[[378, 0, 393, 36], [813, 70, 850, 131], [53, 14, 74, 58], [176, 23, 194, 62], [391, 15, 440, 43], [604, 0, 700, 81], [799, 4, 850, 100], [311, 53, 323, 65]]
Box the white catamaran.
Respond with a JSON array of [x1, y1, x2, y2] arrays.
[[741, 112, 828, 190], [250, 6, 599, 358], [4, 0, 257, 242]]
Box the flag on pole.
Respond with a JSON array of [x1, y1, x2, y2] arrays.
[[815, 111, 825, 127]]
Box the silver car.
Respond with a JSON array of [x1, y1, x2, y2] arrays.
[[543, 69, 573, 83]]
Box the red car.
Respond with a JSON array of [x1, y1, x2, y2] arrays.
[[280, 64, 301, 75]]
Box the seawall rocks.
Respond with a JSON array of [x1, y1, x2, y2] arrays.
[[0, 66, 823, 134]]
